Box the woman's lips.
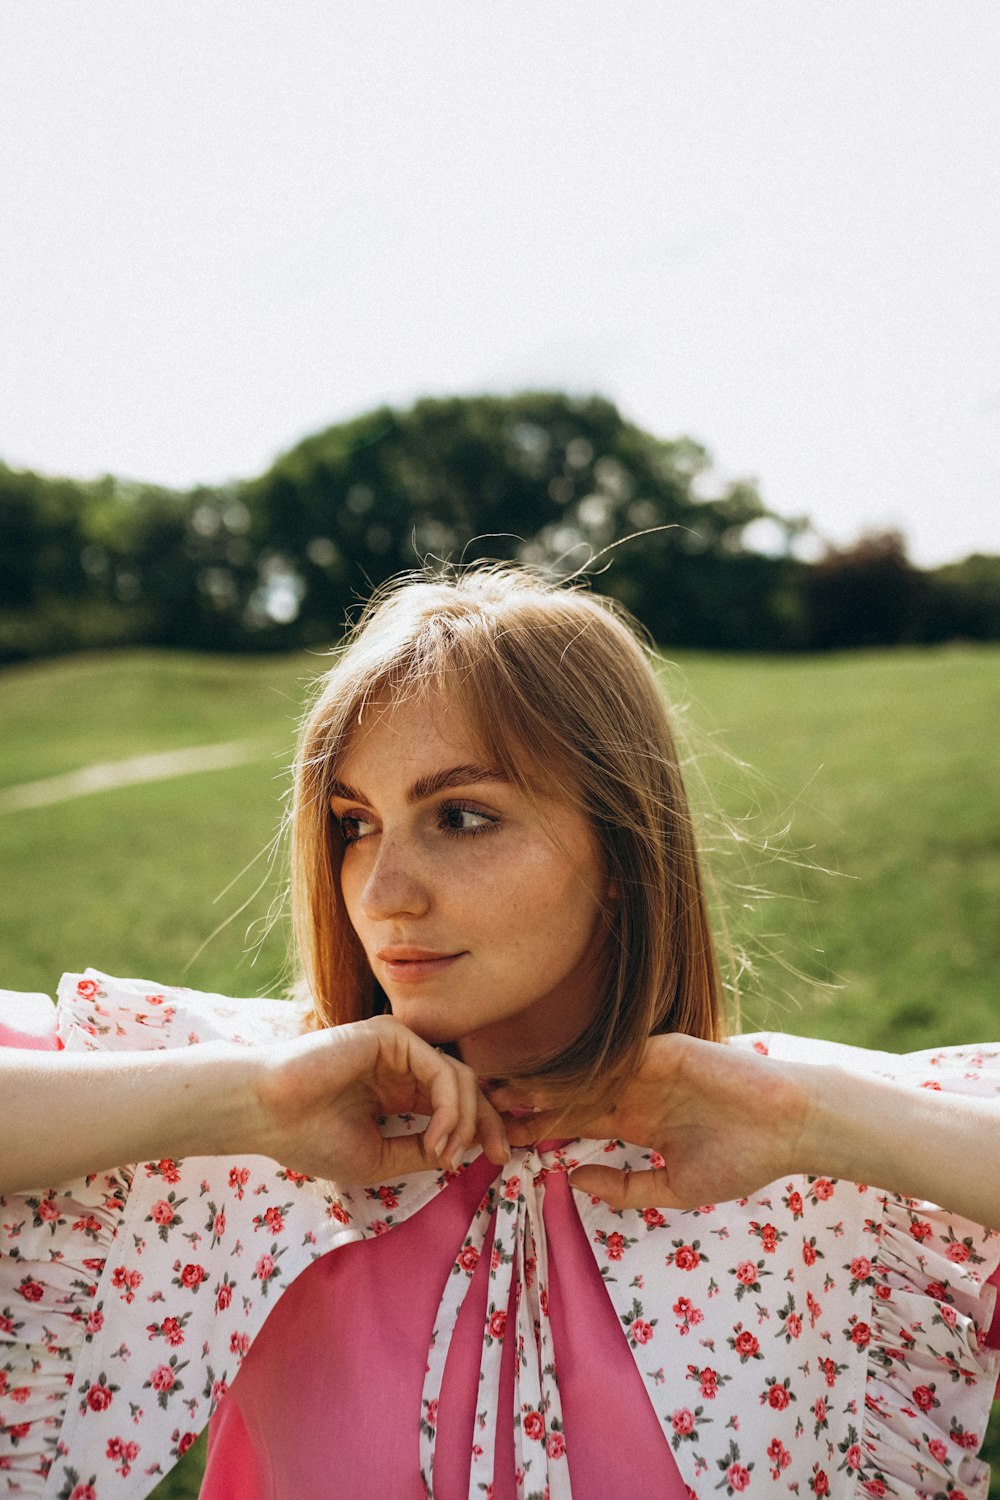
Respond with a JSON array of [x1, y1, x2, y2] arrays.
[[376, 948, 466, 983]]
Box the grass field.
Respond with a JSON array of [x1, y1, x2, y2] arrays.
[[1, 643, 997, 1495]]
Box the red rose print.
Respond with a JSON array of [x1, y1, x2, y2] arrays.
[[151, 1200, 175, 1226], [727, 1463, 751, 1491], [9, 1422, 30, 1441], [767, 1438, 791, 1474], [86, 1308, 104, 1336], [213, 1211, 226, 1238], [87, 1384, 113, 1412], [735, 1261, 757, 1286], [327, 1200, 350, 1225], [111, 1266, 142, 1302], [812, 1469, 830, 1495], [734, 1330, 759, 1358], [37, 1198, 60, 1221], [673, 1244, 700, 1270], [768, 1384, 789, 1410], [606, 1232, 625, 1261], [546, 1432, 566, 1459], [849, 1256, 871, 1279], [151, 1365, 175, 1392], [176, 1432, 198, 1456], [216, 1283, 233, 1311], [787, 1190, 803, 1216], [503, 1176, 521, 1201], [261, 1207, 285, 1233], [813, 1397, 827, 1423], [909, 1219, 933, 1241], [700, 1369, 718, 1399], [786, 1313, 802, 1339], [76, 978, 100, 998], [180, 1263, 206, 1288], [912, 1385, 935, 1411], [671, 1408, 695, 1435], [875, 1283, 892, 1300], [228, 1166, 250, 1197], [846, 1444, 861, 1470], [630, 1319, 654, 1344], [643, 1207, 665, 1228], [812, 1177, 834, 1200], [230, 1332, 251, 1357], [161, 1317, 184, 1346], [523, 1410, 545, 1442], [802, 1242, 817, 1266], [70, 1486, 97, 1500], [759, 1223, 777, 1252], [850, 1322, 871, 1348], [377, 1185, 399, 1210], [927, 1438, 948, 1463], [255, 1254, 275, 1281], [947, 1241, 971, 1263], [488, 1310, 507, 1340], [458, 1245, 480, 1273], [17, 1278, 44, 1302]]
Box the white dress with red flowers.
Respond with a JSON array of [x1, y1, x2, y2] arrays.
[[1, 972, 999, 1500]]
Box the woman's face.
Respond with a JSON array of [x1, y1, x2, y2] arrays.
[[332, 689, 611, 1077]]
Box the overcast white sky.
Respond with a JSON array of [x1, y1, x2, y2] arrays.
[[2, 3, 997, 565]]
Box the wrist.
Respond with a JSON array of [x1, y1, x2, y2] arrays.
[[790, 1063, 875, 1184]]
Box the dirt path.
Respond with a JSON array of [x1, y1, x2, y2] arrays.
[[0, 739, 274, 813]]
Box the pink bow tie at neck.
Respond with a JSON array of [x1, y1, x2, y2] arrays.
[[420, 1144, 574, 1500]]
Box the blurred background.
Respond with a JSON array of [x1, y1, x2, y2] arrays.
[[1, 3, 998, 1493]]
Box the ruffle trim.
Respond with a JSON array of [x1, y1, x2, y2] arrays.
[[0, 1168, 131, 1489], [858, 1195, 1000, 1499], [1, 970, 303, 1492]]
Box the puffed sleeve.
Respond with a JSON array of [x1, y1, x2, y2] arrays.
[[740, 1032, 1000, 1498], [1, 986, 132, 1491]]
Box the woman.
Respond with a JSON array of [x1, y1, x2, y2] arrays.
[[2, 565, 999, 1499]]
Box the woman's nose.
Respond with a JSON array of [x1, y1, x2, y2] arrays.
[[358, 837, 431, 920]]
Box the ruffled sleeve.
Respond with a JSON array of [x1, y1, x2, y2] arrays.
[[743, 1034, 1000, 1499], [0, 986, 131, 1492]]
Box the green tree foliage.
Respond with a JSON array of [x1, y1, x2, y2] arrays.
[[0, 394, 996, 661]]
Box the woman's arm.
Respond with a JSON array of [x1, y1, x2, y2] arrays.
[[495, 1034, 1000, 1228], [1, 1017, 509, 1195]]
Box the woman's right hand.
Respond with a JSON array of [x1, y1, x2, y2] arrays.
[[1, 1016, 509, 1195], [252, 1015, 511, 1183]]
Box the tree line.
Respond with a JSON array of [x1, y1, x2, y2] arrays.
[[1, 392, 997, 664]]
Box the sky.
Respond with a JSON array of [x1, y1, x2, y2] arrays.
[[2, 3, 998, 567]]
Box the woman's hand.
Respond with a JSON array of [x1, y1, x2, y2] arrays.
[[253, 1015, 510, 1184], [1, 1016, 509, 1195], [491, 1034, 809, 1210], [493, 1034, 1000, 1229]]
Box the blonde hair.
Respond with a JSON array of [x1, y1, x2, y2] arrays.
[[291, 565, 724, 1099]]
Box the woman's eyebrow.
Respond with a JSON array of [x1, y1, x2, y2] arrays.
[[329, 764, 507, 808]]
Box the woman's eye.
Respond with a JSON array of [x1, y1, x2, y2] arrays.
[[439, 803, 498, 837], [338, 814, 376, 844]]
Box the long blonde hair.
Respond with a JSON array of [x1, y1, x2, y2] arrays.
[[291, 565, 723, 1098]]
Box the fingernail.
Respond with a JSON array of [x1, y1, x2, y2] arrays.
[[449, 1150, 464, 1172]]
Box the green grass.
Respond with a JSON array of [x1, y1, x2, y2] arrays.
[[1, 642, 997, 1496]]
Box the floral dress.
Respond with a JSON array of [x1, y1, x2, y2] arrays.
[[1, 971, 999, 1500]]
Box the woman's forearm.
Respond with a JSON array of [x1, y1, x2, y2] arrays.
[[796, 1064, 1000, 1229], [1, 1045, 263, 1194], [2, 1018, 509, 1196]]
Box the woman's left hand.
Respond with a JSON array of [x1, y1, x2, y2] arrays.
[[490, 1034, 810, 1210]]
